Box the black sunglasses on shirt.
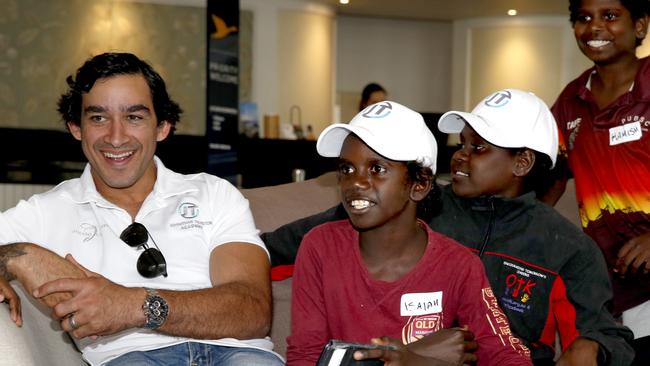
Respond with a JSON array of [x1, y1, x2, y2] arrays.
[[120, 222, 168, 278]]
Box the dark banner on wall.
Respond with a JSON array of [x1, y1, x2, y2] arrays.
[[206, 0, 239, 182]]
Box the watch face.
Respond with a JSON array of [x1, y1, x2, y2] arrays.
[[144, 294, 169, 329], [151, 299, 163, 317]]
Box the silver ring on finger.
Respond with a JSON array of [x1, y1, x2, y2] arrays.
[[69, 314, 80, 330]]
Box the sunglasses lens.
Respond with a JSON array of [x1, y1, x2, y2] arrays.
[[120, 223, 149, 247], [122, 223, 168, 278], [137, 248, 168, 278]]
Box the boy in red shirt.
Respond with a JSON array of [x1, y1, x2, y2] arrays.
[[286, 101, 531, 366], [548, 1, 650, 363]]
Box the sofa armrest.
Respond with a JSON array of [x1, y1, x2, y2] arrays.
[[271, 278, 292, 358], [0, 282, 84, 365]]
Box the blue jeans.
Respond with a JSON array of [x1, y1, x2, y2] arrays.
[[106, 342, 285, 366]]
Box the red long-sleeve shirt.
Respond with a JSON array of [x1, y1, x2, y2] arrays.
[[287, 220, 531, 366]]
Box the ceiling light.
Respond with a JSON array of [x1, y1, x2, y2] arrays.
[[340, 0, 349, 4], [507, 9, 517, 16]]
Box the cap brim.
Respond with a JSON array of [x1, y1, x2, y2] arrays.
[[439, 111, 519, 149], [438, 111, 473, 133], [317, 123, 394, 161], [316, 124, 355, 157]]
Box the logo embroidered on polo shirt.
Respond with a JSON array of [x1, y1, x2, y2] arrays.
[[73, 223, 97, 242], [171, 202, 212, 230], [178, 202, 199, 218]]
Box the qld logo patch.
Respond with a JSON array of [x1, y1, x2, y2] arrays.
[[402, 314, 443, 344]]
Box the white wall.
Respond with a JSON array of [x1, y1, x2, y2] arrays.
[[336, 15, 452, 121], [241, 0, 335, 136], [278, 10, 334, 135], [450, 16, 592, 111]]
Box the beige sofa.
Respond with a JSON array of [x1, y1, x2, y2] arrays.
[[0, 173, 579, 365]]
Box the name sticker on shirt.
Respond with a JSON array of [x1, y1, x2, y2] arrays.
[[610, 121, 642, 146], [400, 291, 442, 316]]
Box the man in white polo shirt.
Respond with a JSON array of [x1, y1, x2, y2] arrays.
[[0, 52, 283, 366]]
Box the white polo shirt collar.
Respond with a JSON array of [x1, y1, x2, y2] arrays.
[[61, 156, 198, 207]]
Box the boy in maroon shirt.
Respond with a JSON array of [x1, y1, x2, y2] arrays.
[[286, 101, 531, 366], [547, 1, 650, 363]]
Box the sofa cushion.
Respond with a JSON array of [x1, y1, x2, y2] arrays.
[[241, 172, 339, 233], [1, 283, 84, 365]]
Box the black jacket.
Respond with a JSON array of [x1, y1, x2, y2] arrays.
[[262, 185, 634, 365]]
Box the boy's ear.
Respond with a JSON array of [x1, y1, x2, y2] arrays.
[[513, 149, 535, 177], [410, 175, 433, 202], [636, 15, 649, 40]]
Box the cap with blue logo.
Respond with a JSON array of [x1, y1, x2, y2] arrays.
[[437, 89, 558, 167], [317, 100, 438, 173]]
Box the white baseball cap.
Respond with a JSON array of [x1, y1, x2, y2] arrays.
[[317, 101, 438, 173], [438, 89, 558, 168]]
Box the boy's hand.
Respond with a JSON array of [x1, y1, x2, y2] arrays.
[[353, 336, 452, 366], [408, 327, 477, 362], [353, 328, 478, 366], [0, 276, 22, 327], [615, 232, 650, 277]]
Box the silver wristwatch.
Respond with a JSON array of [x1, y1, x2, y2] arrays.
[[142, 288, 169, 330]]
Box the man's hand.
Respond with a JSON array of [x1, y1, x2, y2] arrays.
[[0, 243, 85, 309], [34, 255, 144, 339], [555, 337, 599, 366], [616, 232, 650, 277], [353, 328, 478, 366], [0, 276, 22, 327]]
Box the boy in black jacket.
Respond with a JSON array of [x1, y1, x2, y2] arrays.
[[263, 89, 633, 365]]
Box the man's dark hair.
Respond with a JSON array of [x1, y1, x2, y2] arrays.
[[57, 52, 182, 134], [359, 83, 387, 111], [406, 161, 441, 222]]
